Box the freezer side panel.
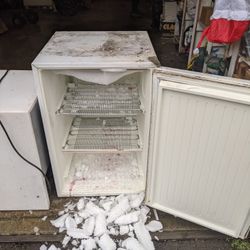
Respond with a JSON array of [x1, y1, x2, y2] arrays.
[[147, 78, 250, 238], [32, 67, 72, 196], [0, 113, 49, 210], [30, 101, 50, 173]]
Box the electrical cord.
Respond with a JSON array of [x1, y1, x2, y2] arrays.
[[0, 120, 51, 193], [0, 70, 51, 193], [0, 70, 9, 84]]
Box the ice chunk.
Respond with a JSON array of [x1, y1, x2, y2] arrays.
[[128, 231, 134, 237], [145, 221, 163, 232], [98, 233, 116, 250], [134, 221, 154, 250], [119, 225, 129, 235], [141, 206, 150, 216], [115, 194, 125, 202], [107, 197, 130, 223], [65, 216, 77, 229], [153, 209, 159, 221], [114, 211, 140, 225], [48, 245, 58, 250], [78, 209, 91, 219], [65, 202, 76, 212], [33, 226, 40, 235], [67, 228, 89, 239], [82, 216, 95, 236], [109, 227, 119, 236], [77, 198, 85, 211], [40, 244, 47, 250], [86, 201, 105, 216], [58, 227, 66, 233], [74, 214, 84, 225], [94, 213, 106, 237], [41, 216, 48, 221], [140, 206, 150, 224], [122, 237, 145, 250], [82, 238, 97, 250], [154, 236, 159, 241], [129, 192, 145, 209], [50, 214, 68, 228], [72, 239, 78, 246], [62, 235, 71, 248], [58, 211, 64, 216], [100, 200, 113, 212], [64, 201, 72, 207]]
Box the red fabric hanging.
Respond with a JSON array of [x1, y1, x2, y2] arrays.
[[196, 0, 250, 49], [197, 19, 250, 48]]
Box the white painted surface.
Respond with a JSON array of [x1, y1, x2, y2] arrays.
[[0, 70, 49, 210], [147, 68, 250, 238], [0, 70, 6, 78], [32, 31, 158, 69], [0, 70, 37, 112], [33, 65, 152, 197]]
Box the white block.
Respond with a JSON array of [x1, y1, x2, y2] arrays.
[[0, 70, 50, 210]]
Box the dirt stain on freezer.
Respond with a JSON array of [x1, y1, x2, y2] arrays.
[[41, 31, 153, 60]]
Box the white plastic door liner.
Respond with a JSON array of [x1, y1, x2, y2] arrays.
[[146, 68, 250, 238]]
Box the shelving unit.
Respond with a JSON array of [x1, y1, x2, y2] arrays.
[[58, 80, 145, 195], [63, 117, 141, 152], [57, 82, 142, 117]]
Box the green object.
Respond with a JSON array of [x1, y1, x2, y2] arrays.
[[206, 56, 226, 75], [231, 239, 250, 250]]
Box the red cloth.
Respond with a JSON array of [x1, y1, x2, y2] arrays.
[[197, 19, 250, 48]]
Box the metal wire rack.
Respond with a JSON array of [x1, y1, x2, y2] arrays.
[[57, 82, 142, 116], [63, 117, 142, 152]]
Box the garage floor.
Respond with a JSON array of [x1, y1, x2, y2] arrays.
[[0, 239, 233, 250], [0, 1, 247, 249], [0, 0, 187, 69]]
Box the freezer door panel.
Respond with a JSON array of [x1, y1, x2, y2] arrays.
[[147, 68, 250, 238]]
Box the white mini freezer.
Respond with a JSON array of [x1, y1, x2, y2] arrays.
[[32, 31, 250, 238], [0, 70, 50, 210]]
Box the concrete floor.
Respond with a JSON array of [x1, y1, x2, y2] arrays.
[[0, 0, 187, 69], [0, 1, 243, 249], [0, 239, 233, 250]]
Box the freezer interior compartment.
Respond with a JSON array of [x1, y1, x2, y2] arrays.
[[62, 152, 145, 196], [63, 117, 142, 152], [57, 81, 142, 117], [39, 69, 151, 196]]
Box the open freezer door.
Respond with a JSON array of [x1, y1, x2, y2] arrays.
[[146, 67, 250, 238]]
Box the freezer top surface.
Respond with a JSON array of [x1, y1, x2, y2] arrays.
[[0, 70, 37, 113], [32, 31, 159, 69]]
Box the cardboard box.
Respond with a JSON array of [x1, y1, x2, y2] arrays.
[[199, 6, 213, 27]]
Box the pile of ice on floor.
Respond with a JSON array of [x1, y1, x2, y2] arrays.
[[40, 192, 163, 250]]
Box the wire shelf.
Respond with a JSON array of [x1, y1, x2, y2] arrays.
[[57, 82, 142, 116], [63, 117, 142, 152]]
